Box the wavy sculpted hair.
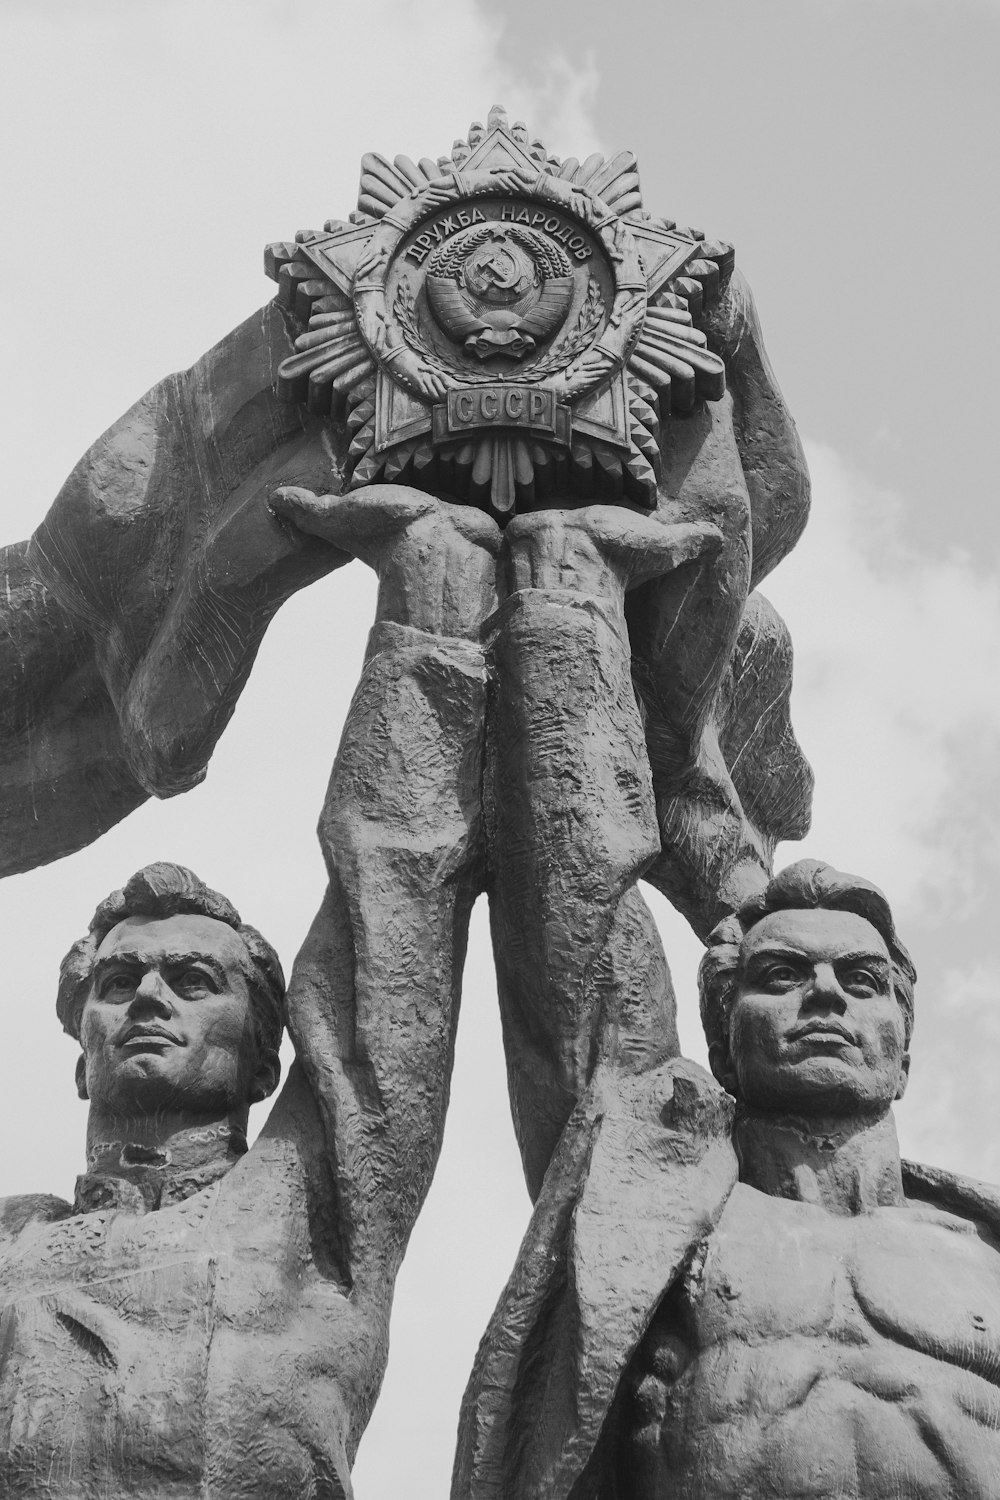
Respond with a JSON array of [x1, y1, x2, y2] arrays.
[[57, 863, 286, 1060], [699, 859, 917, 1061]]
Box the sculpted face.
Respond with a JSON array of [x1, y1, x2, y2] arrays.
[[717, 907, 909, 1117], [79, 913, 266, 1117]]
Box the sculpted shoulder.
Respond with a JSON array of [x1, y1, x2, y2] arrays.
[[0, 1193, 73, 1243]]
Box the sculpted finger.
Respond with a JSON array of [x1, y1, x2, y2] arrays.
[[574, 507, 724, 580], [434, 498, 504, 553], [272, 482, 501, 563], [613, 517, 724, 586], [270, 486, 333, 538], [346, 486, 502, 549], [340, 484, 436, 531], [658, 521, 726, 567]]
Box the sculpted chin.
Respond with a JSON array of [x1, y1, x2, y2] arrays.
[[455, 860, 1000, 1500], [0, 863, 383, 1499]]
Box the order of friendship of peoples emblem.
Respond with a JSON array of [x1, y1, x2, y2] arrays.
[[266, 106, 734, 514]]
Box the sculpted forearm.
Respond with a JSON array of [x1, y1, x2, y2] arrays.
[[702, 268, 811, 587], [622, 372, 812, 937], [485, 507, 711, 1194], [116, 475, 350, 796], [0, 540, 147, 874], [22, 305, 353, 800], [266, 487, 497, 1284]]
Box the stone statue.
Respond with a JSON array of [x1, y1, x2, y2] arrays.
[[0, 110, 812, 1269], [0, 107, 822, 1494], [456, 861, 1000, 1499], [0, 863, 387, 1499]]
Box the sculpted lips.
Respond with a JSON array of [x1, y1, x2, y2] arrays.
[[119, 1024, 184, 1050], [787, 1021, 858, 1048]]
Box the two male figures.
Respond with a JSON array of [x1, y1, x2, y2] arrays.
[[458, 860, 1000, 1499], [8, 852, 1000, 1499], [0, 862, 379, 1498]]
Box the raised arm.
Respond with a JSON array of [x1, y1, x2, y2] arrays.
[[625, 266, 813, 936], [0, 538, 145, 875], [1, 301, 351, 874], [704, 266, 811, 588]]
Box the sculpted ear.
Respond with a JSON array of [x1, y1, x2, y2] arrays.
[[75, 1054, 89, 1101], [708, 1040, 739, 1097], [248, 1049, 281, 1104], [895, 1050, 911, 1101]]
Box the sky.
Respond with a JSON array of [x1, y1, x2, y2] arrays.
[[0, 2, 998, 1496]]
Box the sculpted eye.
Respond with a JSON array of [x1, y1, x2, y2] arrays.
[[763, 964, 799, 987], [176, 968, 218, 995], [843, 968, 882, 994], [100, 972, 135, 999]]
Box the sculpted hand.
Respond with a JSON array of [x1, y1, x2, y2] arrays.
[[272, 485, 496, 554], [580, 507, 724, 586], [502, 505, 723, 597], [271, 486, 500, 637], [555, 350, 614, 397], [272, 484, 433, 550], [418, 177, 460, 209], [353, 239, 389, 283], [489, 167, 542, 196]]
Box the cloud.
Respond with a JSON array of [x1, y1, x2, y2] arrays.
[[902, 962, 1000, 1180], [761, 439, 1000, 1182], [656, 438, 1000, 1100], [0, 10, 606, 1498], [0, 1, 607, 513], [766, 439, 1000, 916], [3, 9, 998, 1492]]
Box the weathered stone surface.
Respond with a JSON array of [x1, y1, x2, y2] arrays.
[[485, 508, 717, 1193], [456, 864, 1000, 1499], [265, 105, 724, 515], [453, 1057, 737, 1500], [0, 865, 387, 1498], [0, 110, 820, 1498], [0, 303, 349, 874], [628, 271, 813, 939], [271, 487, 497, 1284]]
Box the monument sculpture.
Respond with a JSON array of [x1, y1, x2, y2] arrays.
[[4, 106, 947, 1498], [0, 107, 811, 1245], [0, 862, 389, 1497], [457, 862, 1000, 1498]]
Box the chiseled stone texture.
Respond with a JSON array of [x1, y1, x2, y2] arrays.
[[0, 1077, 378, 1499], [0, 166, 816, 1495], [455, 867, 1000, 1500]]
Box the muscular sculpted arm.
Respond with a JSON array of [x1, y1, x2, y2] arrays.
[[487, 508, 722, 1192], [267, 485, 500, 1287], [1, 301, 350, 874], [0, 538, 144, 873], [626, 270, 813, 937], [705, 267, 811, 588]]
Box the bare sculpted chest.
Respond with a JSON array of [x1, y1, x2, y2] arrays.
[[0, 1173, 350, 1498], [625, 1184, 1000, 1499]]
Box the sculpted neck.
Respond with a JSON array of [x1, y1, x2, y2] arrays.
[[78, 1106, 248, 1213], [733, 1104, 905, 1215]]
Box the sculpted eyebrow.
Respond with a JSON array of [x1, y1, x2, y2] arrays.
[[745, 946, 809, 963], [743, 947, 890, 976], [92, 953, 227, 980], [92, 955, 141, 977], [160, 952, 227, 976]]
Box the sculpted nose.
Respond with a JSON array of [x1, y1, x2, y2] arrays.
[[128, 970, 174, 1016], [802, 963, 847, 1012]]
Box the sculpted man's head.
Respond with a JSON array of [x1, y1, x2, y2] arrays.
[[58, 863, 285, 1129], [699, 860, 916, 1120]]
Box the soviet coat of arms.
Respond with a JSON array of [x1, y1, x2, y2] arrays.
[[266, 106, 732, 514]]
